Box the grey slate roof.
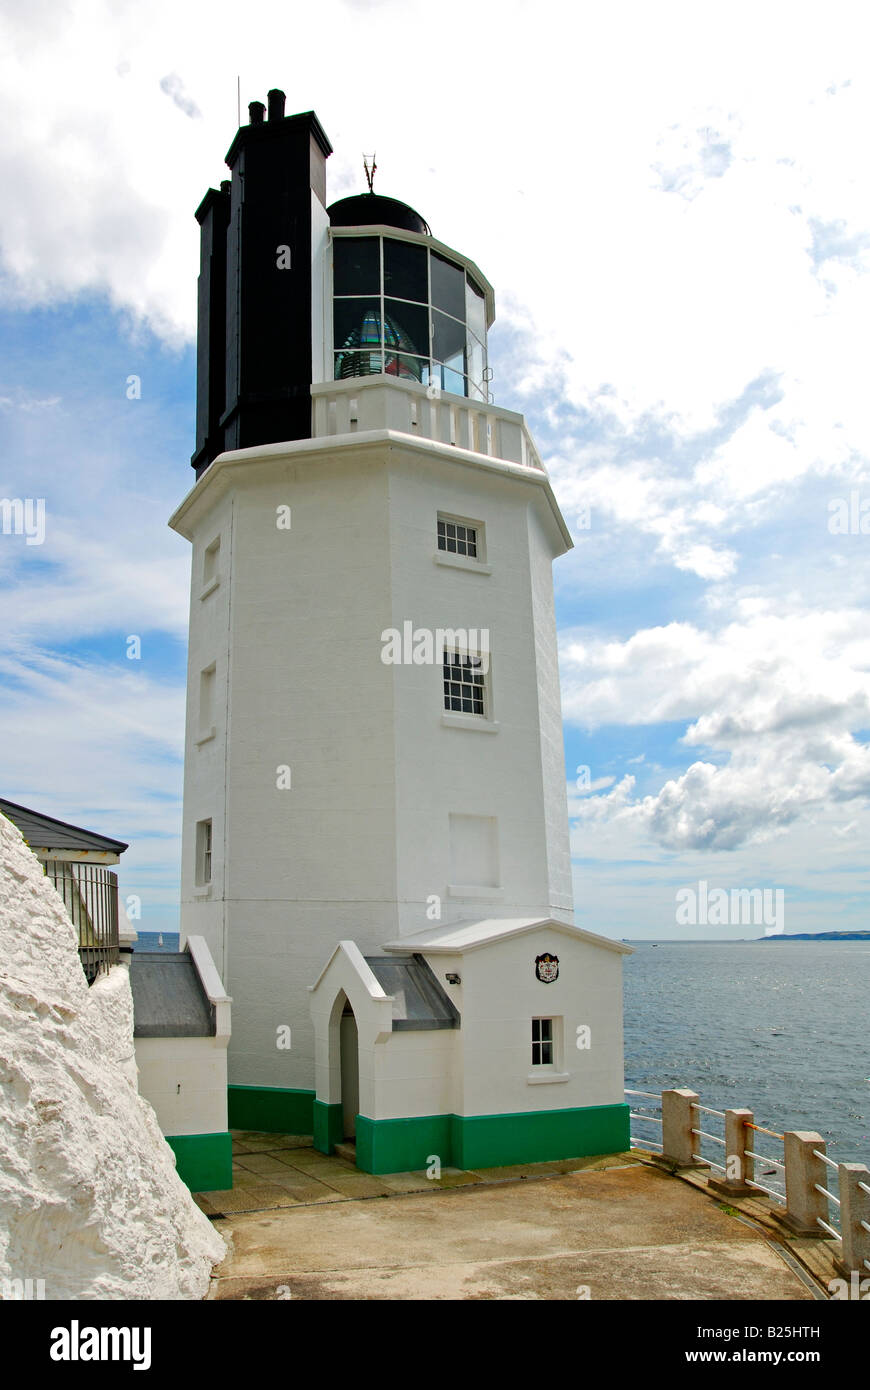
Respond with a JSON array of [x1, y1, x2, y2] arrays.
[[0, 798, 128, 855], [364, 953, 460, 1031], [129, 952, 215, 1038]]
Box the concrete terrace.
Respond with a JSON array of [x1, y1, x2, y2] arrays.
[[198, 1132, 833, 1300]]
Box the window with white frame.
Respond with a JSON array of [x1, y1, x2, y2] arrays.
[[443, 650, 486, 716], [532, 1018, 554, 1066], [195, 819, 212, 886], [437, 514, 479, 558]]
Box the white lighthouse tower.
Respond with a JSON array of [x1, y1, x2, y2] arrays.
[[170, 93, 630, 1175]]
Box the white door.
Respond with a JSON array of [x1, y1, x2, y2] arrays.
[[340, 1010, 359, 1139]]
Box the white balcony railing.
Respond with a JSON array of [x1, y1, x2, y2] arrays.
[[311, 377, 545, 473]]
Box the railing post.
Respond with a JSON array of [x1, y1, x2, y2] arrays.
[[661, 1089, 706, 1168], [775, 1131, 831, 1237], [835, 1163, 870, 1278], [708, 1109, 754, 1196]]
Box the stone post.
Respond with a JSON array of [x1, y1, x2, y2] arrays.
[[708, 1109, 754, 1196], [775, 1131, 832, 1238], [835, 1163, 870, 1279], [661, 1089, 706, 1169]]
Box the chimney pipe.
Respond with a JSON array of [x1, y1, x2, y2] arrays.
[[249, 101, 265, 125], [267, 89, 285, 122]]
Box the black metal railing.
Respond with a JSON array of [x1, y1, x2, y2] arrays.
[[43, 859, 120, 985]]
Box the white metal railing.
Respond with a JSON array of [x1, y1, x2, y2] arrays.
[[812, 1148, 842, 1238], [744, 1122, 787, 1205], [692, 1128, 725, 1146], [311, 377, 545, 473], [627, 1088, 664, 1151]]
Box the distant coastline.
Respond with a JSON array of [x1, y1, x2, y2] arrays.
[[758, 930, 870, 942], [623, 932, 870, 943]]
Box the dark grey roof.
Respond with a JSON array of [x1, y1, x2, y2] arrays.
[[364, 953, 460, 1031], [0, 798, 128, 855], [130, 952, 215, 1038]]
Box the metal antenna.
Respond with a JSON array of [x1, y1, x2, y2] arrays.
[[363, 152, 377, 193], [237, 75, 240, 126]]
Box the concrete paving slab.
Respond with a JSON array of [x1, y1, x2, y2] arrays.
[[232, 1169, 273, 1188], [265, 1174, 346, 1203], [235, 1153, 305, 1176], [378, 1173, 432, 1194], [277, 1153, 356, 1174], [231, 1130, 313, 1153], [315, 1173, 396, 1198]]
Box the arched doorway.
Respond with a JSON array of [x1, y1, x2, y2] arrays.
[[339, 996, 359, 1140]]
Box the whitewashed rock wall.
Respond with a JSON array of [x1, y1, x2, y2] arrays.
[[0, 812, 225, 1299]]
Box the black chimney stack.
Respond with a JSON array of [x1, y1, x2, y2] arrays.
[[191, 99, 333, 477], [267, 88, 286, 121]]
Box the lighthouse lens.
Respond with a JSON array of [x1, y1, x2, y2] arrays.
[[333, 300, 384, 378], [387, 354, 426, 383], [384, 300, 429, 356]]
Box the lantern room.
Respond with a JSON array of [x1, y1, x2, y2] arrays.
[[327, 192, 494, 402]]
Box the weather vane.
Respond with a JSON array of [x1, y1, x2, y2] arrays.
[[363, 152, 377, 193]]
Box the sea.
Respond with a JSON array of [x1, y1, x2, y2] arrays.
[[133, 932, 180, 953], [624, 940, 870, 1180]]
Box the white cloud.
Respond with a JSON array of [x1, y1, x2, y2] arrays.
[[159, 74, 201, 121], [563, 605, 870, 851], [562, 607, 870, 733], [0, 525, 190, 644]]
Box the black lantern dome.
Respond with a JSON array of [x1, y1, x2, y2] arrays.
[[328, 193, 431, 237]]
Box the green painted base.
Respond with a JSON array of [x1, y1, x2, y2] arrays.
[[356, 1114, 452, 1174], [355, 1104, 630, 1175], [167, 1131, 233, 1193], [313, 1100, 344, 1155], [227, 1084, 314, 1134]]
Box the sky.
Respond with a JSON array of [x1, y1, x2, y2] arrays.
[[1, 0, 869, 939]]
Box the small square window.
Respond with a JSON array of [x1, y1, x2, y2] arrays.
[[532, 1018, 554, 1066], [437, 514, 479, 558]]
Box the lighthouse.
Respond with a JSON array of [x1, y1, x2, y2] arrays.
[[170, 92, 630, 1175]]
